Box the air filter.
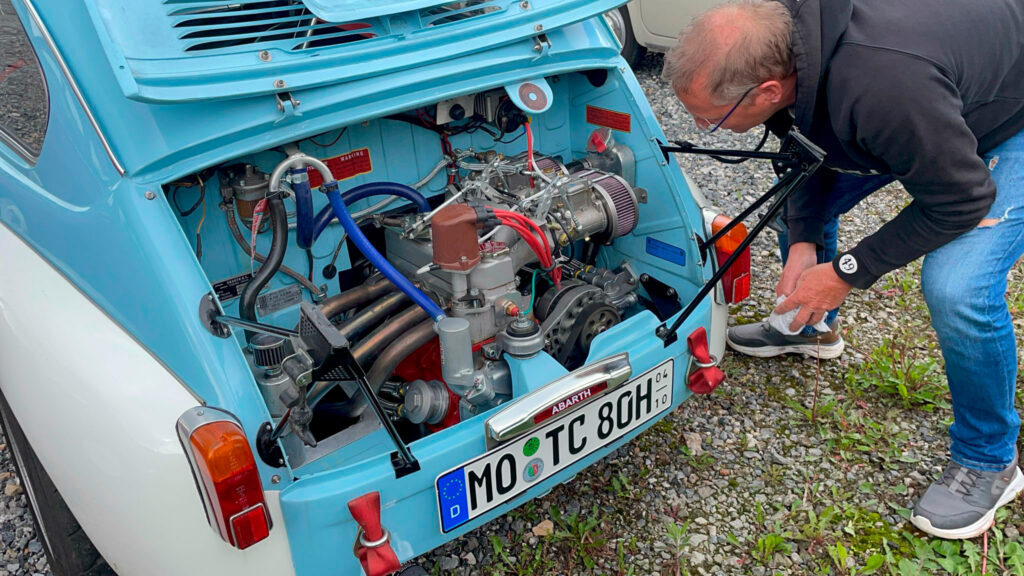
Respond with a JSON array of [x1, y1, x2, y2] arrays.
[[577, 170, 638, 242]]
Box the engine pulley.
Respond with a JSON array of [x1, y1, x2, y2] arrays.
[[539, 283, 620, 369]]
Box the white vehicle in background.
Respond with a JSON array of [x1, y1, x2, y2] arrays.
[[605, 0, 724, 67]]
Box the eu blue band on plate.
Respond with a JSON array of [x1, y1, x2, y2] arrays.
[[438, 468, 470, 532], [645, 237, 686, 267]]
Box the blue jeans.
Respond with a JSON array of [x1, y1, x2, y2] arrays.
[[777, 129, 1024, 471]]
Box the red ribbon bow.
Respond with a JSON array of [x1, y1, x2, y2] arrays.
[[348, 492, 401, 576], [687, 327, 725, 394]]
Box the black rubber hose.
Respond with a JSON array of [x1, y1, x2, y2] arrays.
[[240, 195, 287, 342], [221, 202, 323, 296]]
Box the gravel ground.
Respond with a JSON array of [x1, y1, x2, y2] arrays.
[[1, 53, 1021, 575], [0, 444, 47, 576]]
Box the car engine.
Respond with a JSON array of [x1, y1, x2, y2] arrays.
[[174, 94, 654, 464]]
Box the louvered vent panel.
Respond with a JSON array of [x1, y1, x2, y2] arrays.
[[421, 0, 501, 27], [165, 0, 504, 54], [167, 0, 382, 53]]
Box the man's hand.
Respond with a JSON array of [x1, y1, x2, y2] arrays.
[[777, 242, 818, 297], [774, 263, 852, 332]]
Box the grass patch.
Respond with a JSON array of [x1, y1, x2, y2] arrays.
[[815, 399, 912, 469], [845, 326, 948, 410]]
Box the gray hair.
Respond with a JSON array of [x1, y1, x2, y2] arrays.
[[661, 0, 794, 105]]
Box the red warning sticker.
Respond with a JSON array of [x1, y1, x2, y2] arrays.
[[586, 105, 631, 132], [307, 148, 373, 188]]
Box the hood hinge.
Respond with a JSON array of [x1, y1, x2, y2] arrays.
[[274, 91, 302, 124], [532, 33, 551, 59]]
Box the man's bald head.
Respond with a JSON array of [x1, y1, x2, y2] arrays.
[[662, 0, 794, 105]]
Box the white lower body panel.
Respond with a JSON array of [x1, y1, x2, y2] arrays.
[[0, 223, 294, 576]]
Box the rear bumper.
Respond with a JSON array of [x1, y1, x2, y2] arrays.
[[277, 304, 712, 575]]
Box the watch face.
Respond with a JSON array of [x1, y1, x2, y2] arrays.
[[838, 254, 858, 274]]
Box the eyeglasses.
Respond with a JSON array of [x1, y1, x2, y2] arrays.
[[691, 85, 757, 134]]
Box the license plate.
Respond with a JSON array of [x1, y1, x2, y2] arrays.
[[436, 359, 673, 533]]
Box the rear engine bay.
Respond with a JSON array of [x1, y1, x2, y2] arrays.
[[165, 71, 707, 472]]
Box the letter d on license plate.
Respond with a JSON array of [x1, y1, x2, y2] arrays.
[[436, 359, 673, 533]]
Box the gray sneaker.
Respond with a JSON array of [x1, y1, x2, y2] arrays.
[[910, 457, 1024, 539], [726, 320, 844, 359]]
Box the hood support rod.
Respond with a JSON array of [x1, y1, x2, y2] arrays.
[[656, 129, 825, 346]]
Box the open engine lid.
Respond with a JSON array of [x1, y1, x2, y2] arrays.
[[84, 0, 625, 103]]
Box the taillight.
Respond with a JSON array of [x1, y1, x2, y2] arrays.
[[711, 214, 751, 303], [177, 408, 271, 550]]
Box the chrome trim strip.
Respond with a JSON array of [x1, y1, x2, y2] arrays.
[[484, 353, 632, 449], [20, 0, 125, 175], [176, 406, 237, 438], [0, 129, 39, 165]]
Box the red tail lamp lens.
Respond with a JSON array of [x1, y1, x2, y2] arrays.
[[187, 421, 270, 550], [711, 215, 750, 303]]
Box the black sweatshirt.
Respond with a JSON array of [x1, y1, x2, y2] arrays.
[[769, 0, 1024, 289]]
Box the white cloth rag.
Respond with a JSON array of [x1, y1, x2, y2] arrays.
[[767, 295, 830, 336]]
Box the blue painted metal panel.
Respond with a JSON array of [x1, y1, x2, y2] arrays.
[[33, 0, 620, 179], [279, 302, 710, 575], [80, 0, 625, 102]]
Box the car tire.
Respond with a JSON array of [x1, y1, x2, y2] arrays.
[[604, 6, 646, 69], [0, 391, 115, 576]]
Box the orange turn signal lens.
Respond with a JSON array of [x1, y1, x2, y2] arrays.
[[711, 214, 748, 252], [183, 417, 270, 550]]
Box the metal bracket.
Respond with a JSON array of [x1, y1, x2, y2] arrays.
[[199, 294, 300, 340], [203, 308, 300, 340], [295, 303, 420, 477], [391, 450, 422, 478], [274, 91, 302, 123], [639, 273, 682, 321], [532, 33, 551, 58], [199, 292, 231, 338], [256, 422, 286, 468]]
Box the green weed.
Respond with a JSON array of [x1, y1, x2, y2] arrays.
[[785, 396, 837, 424], [753, 532, 791, 566], [614, 539, 636, 576], [816, 401, 910, 469], [488, 534, 555, 576], [608, 471, 631, 498], [845, 328, 948, 410], [548, 505, 607, 571], [664, 521, 692, 576]]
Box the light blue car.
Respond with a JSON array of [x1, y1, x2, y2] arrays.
[[0, 1, 748, 574]]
